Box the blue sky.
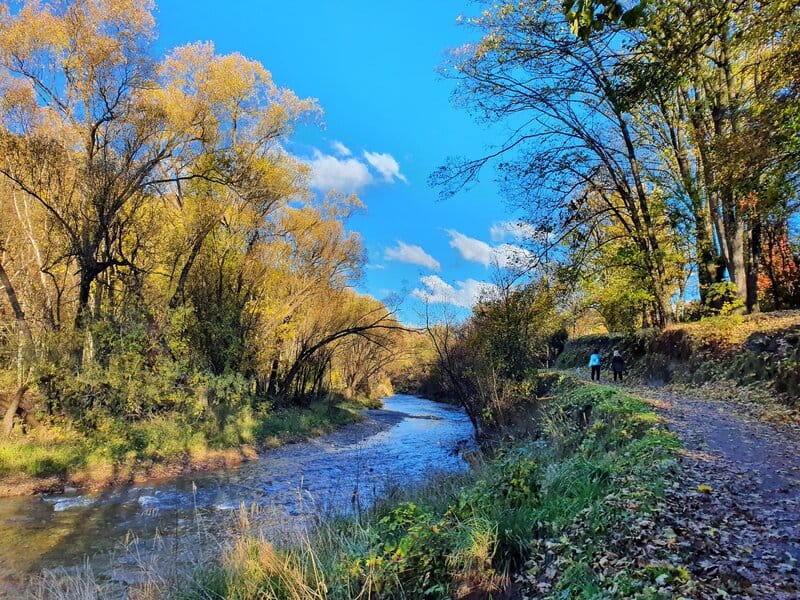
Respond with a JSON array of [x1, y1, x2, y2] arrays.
[[156, 1, 529, 324]]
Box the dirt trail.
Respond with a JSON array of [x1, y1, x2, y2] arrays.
[[625, 382, 800, 598]]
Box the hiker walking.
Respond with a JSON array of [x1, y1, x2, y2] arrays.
[[611, 350, 625, 382], [588, 349, 602, 381]]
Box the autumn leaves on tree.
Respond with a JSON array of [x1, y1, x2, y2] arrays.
[[0, 0, 401, 430], [436, 0, 800, 328], [0, 0, 799, 438]]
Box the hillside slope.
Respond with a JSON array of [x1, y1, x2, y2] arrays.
[[557, 311, 800, 406]]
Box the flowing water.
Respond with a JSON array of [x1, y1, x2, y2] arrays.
[[0, 395, 474, 593]]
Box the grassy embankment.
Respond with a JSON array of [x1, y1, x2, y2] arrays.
[[0, 399, 373, 497], [174, 374, 687, 599], [558, 310, 800, 416]]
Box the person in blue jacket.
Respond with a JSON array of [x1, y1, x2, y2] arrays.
[[588, 349, 602, 381]]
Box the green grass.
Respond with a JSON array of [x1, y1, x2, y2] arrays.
[[0, 430, 88, 478], [0, 400, 367, 482], [256, 401, 366, 446], [177, 374, 682, 600]]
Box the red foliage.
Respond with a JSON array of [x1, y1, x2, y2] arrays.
[[759, 231, 800, 310]]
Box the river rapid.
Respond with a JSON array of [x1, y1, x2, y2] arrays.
[[0, 395, 474, 594]]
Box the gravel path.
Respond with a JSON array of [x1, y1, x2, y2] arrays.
[[626, 384, 800, 598]]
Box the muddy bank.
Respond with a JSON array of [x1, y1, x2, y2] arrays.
[[0, 408, 403, 499], [0, 446, 260, 499]]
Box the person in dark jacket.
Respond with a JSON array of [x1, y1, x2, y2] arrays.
[[611, 350, 625, 382]]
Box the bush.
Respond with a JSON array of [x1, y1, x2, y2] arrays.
[[704, 281, 745, 316]]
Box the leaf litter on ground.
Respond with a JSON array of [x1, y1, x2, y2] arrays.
[[629, 385, 799, 598]]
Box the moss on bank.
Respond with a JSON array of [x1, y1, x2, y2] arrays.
[[176, 374, 683, 599], [0, 400, 367, 496]]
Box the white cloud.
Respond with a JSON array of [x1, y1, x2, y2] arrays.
[[412, 275, 497, 308], [308, 150, 374, 193], [305, 147, 409, 193], [493, 243, 537, 269], [331, 140, 352, 157], [365, 263, 386, 270], [384, 241, 440, 271], [447, 229, 536, 269], [447, 230, 494, 266], [489, 221, 538, 242], [490, 221, 555, 248], [363, 151, 408, 184]]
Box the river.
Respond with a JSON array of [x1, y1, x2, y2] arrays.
[[0, 395, 474, 595]]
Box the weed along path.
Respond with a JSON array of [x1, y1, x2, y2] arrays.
[[619, 382, 800, 597], [0, 395, 474, 596]]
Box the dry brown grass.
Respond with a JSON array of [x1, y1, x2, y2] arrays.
[[669, 309, 800, 348]]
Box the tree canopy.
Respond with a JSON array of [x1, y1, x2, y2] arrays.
[[0, 0, 404, 434], [437, 0, 800, 330]]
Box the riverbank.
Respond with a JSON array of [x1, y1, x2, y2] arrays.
[[0, 400, 374, 498], [21, 378, 800, 598], [4, 395, 470, 598], [173, 374, 685, 599]]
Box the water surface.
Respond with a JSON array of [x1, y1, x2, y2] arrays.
[[0, 395, 474, 591]]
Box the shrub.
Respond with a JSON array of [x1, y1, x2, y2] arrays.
[[704, 281, 745, 316]]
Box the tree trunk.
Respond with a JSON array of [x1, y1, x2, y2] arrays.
[[0, 260, 35, 364], [695, 215, 718, 304], [13, 192, 58, 329], [652, 282, 675, 328], [726, 215, 749, 310], [719, 34, 751, 311], [746, 215, 761, 313], [665, 92, 723, 304], [169, 229, 212, 309], [73, 263, 99, 368], [617, 111, 674, 326], [266, 356, 280, 398], [2, 385, 28, 437], [75, 268, 93, 330]]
